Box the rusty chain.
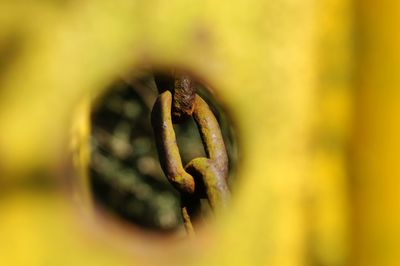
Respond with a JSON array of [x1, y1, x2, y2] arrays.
[[151, 72, 230, 235]]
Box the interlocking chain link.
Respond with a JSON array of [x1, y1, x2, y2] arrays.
[[151, 72, 230, 235]]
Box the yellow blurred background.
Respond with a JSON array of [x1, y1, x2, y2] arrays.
[[0, 0, 399, 265]]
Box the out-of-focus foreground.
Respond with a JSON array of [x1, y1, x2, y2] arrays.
[[0, 0, 399, 265]]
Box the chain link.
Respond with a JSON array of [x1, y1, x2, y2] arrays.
[[151, 73, 230, 234]]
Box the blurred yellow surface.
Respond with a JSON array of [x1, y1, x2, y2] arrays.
[[0, 0, 399, 265]]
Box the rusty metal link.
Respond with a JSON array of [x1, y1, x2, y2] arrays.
[[154, 72, 195, 123], [151, 90, 196, 194], [151, 74, 230, 234], [172, 74, 196, 122]]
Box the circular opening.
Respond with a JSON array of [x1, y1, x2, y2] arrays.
[[87, 69, 238, 235]]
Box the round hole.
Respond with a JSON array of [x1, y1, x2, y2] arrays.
[[86, 69, 238, 235]]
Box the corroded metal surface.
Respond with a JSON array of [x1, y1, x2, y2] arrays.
[[172, 74, 196, 122], [154, 73, 196, 123], [151, 75, 230, 233]]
